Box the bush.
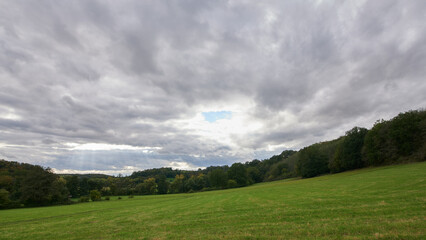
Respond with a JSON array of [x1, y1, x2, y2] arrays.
[[227, 180, 238, 188], [89, 190, 101, 201], [104, 196, 110, 201], [118, 196, 122, 200], [128, 195, 134, 199], [79, 196, 89, 202]]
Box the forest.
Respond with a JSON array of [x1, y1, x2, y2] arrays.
[[0, 109, 425, 209]]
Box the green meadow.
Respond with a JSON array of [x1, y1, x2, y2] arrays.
[[1, 162, 425, 240]]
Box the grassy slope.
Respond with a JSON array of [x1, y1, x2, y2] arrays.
[[0, 162, 425, 240]]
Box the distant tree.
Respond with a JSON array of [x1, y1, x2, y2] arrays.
[[185, 174, 207, 192], [227, 180, 238, 188], [144, 178, 158, 195], [0, 175, 13, 192], [208, 169, 228, 189], [280, 150, 297, 159], [363, 110, 426, 165], [20, 167, 68, 206], [170, 174, 185, 193], [296, 144, 329, 178], [79, 178, 90, 196], [0, 189, 10, 208], [88, 179, 102, 191], [90, 190, 101, 201], [228, 163, 248, 186], [65, 175, 80, 198], [156, 175, 169, 194], [329, 127, 368, 173], [185, 176, 196, 192], [101, 187, 111, 196], [135, 183, 146, 195], [247, 167, 262, 183], [389, 110, 425, 156], [50, 177, 69, 203], [267, 162, 289, 181], [194, 173, 208, 190]]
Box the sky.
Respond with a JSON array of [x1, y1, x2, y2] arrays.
[[0, 0, 425, 175]]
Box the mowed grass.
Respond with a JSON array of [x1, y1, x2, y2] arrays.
[[1, 163, 425, 240]]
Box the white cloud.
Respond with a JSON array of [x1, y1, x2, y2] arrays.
[[65, 143, 161, 152]]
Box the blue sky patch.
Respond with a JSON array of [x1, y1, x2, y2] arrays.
[[202, 111, 232, 123]]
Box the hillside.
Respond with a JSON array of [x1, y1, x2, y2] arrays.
[[1, 162, 425, 239]]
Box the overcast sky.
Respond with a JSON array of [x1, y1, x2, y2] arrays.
[[1, 0, 425, 175]]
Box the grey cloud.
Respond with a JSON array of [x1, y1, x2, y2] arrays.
[[0, 0, 425, 173]]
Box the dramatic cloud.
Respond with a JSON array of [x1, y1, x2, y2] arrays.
[[0, 0, 425, 174]]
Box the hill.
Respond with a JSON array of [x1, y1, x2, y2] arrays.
[[0, 162, 425, 239]]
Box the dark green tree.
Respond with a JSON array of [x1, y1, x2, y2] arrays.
[[156, 175, 169, 194], [247, 167, 262, 183], [296, 144, 329, 178], [0, 189, 10, 208], [20, 167, 68, 206], [228, 163, 248, 186], [208, 169, 228, 189], [329, 127, 368, 173], [79, 178, 90, 196], [363, 110, 426, 165], [65, 175, 80, 198]]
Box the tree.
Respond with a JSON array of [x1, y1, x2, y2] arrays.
[[50, 177, 69, 203], [247, 167, 262, 183], [90, 190, 101, 201], [0, 189, 10, 208], [227, 180, 238, 188], [65, 175, 79, 198], [329, 127, 368, 173], [101, 187, 111, 196], [79, 178, 90, 196], [144, 178, 157, 195], [20, 167, 68, 206], [194, 173, 207, 190], [170, 174, 185, 193], [208, 169, 228, 189], [362, 110, 426, 166], [156, 175, 169, 194], [267, 162, 289, 181], [228, 163, 248, 187], [0, 175, 13, 192], [296, 144, 329, 178]]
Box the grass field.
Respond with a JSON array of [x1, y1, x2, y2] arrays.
[[1, 162, 425, 239]]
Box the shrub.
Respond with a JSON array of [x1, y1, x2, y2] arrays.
[[227, 180, 238, 188], [104, 196, 110, 201], [118, 196, 122, 200], [79, 196, 89, 202], [89, 190, 101, 201], [128, 195, 134, 199]]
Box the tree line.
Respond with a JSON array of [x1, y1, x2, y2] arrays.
[[1, 110, 424, 209]]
